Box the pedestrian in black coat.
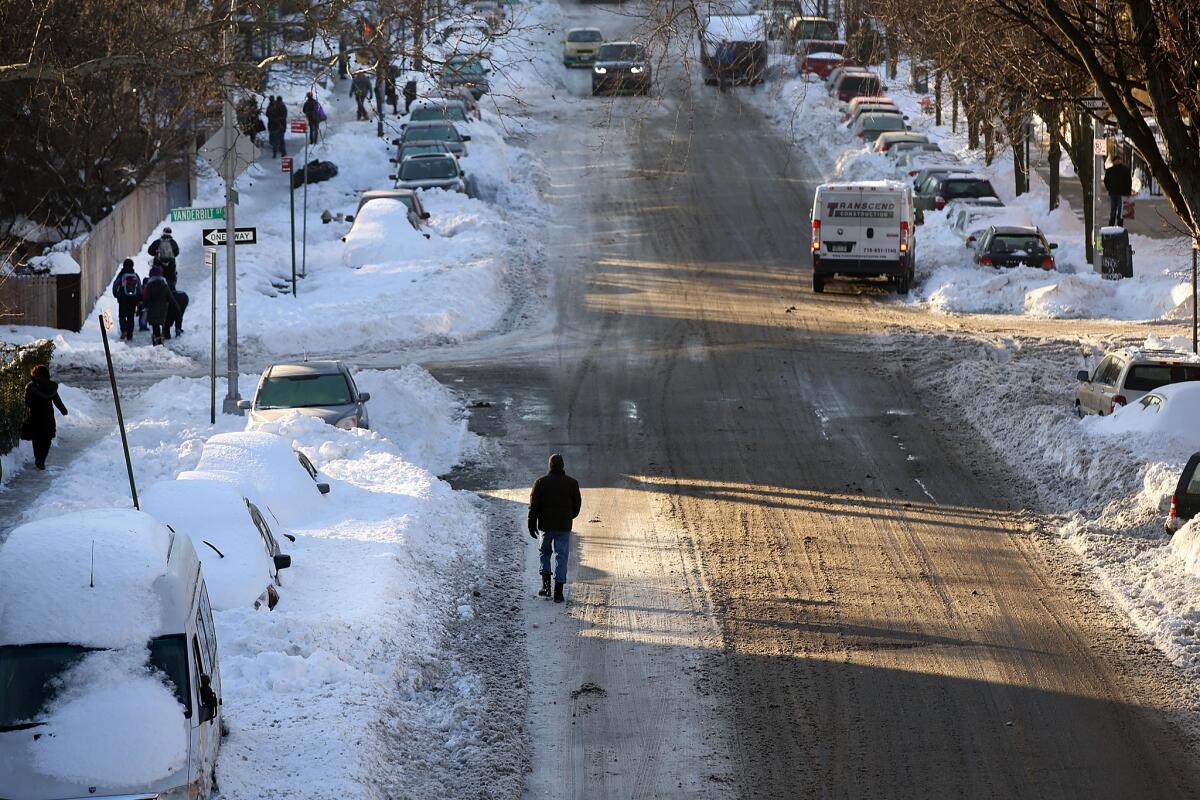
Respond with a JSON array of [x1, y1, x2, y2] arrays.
[[111, 258, 142, 341], [142, 265, 178, 346], [528, 453, 582, 603], [403, 79, 418, 114], [148, 229, 179, 286], [266, 96, 288, 158], [1104, 154, 1134, 227], [23, 365, 68, 470], [351, 72, 373, 121], [302, 92, 322, 144]]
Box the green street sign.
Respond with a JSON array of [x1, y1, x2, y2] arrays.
[[170, 206, 225, 222]]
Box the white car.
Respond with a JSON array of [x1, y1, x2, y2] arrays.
[[1075, 348, 1200, 416], [1086, 381, 1200, 447], [142, 479, 293, 611]]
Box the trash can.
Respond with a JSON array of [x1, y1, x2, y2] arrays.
[[1100, 226, 1133, 279]]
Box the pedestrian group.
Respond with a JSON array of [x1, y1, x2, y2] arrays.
[[111, 228, 189, 346]]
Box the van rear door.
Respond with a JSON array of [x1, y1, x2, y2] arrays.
[[819, 187, 901, 262]]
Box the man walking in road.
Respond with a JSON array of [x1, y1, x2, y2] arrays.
[[1104, 153, 1133, 227], [528, 453, 582, 604]]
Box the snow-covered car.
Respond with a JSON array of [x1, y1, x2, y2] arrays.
[[241, 359, 371, 430], [563, 27, 604, 67], [846, 101, 902, 128], [142, 479, 292, 611], [949, 205, 1032, 247], [348, 189, 429, 233], [1087, 381, 1200, 445], [893, 150, 959, 178], [871, 131, 928, 154], [851, 112, 906, 143], [915, 172, 999, 212], [798, 51, 851, 79], [971, 225, 1058, 270], [0, 509, 222, 800], [441, 55, 491, 98], [435, 19, 492, 50], [392, 153, 468, 194], [1075, 348, 1200, 416], [397, 120, 470, 157], [341, 196, 434, 264], [885, 141, 942, 162], [845, 94, 895, 119], [407, 100, 471, 124], [395, 140, 452, 165]]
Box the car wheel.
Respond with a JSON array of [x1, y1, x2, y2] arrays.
[[897, 271, 911, 295], [813, 274, 825, 293]]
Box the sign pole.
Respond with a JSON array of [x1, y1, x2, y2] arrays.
[[99, 314, 139, 510], [302, 122, 310, 279], [283, 156, 297, 296], [207, 247, 218, 424], [1193, 240, 1198, 355], [221, 9, 242, 415]]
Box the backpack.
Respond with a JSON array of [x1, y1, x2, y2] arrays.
[[117, 272, 141, 301], [316, 101, 327, 122]]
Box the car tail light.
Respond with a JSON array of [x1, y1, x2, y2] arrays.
[[1041, 256, 1055, 269], [1171, 494, 1179, 519], [966, 235, 976, 245], [979, 256, 993, 266], [811, 218, 821, 251], [1110, 395, 1128, 413], [934, 196, 946, 210], [909, 169, 919, 176]]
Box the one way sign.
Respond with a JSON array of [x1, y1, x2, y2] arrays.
[[202, 227, 257, 246]]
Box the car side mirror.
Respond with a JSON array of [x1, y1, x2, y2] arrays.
[[421, 212, 431, 220], [462, 134, 472, 141], [391, 137, 401, 145], [199, 675, 218, 722], [1049, 242, 1059, 249], [389, 174, 397, 180], [317, 482, 331, 495], [273, 554, 293, 571], [283, 532, 297, 543], [358, 392, 371, 403], [345, 215, 354, 223], [389, 157, 398, 163], [237, 399, 251, 410], [460, 171, 466, 177], [1077, 370, 1090, 382]]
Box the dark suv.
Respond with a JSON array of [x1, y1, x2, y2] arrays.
[[972, 226, 1058, 270], [916, 173, 998, 213], [1167, 454, 1200, 532]]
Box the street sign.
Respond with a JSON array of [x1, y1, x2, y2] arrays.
[[204, 247, 217, 270], [171, 206, 225, 223], [281, 156, 293, 173], [1093, 138, 1108, 156], [290, 119, 308, 133], [101, 309, 114, 331], [1081, 96, 1106, 111], [202, 227, 258, 246]]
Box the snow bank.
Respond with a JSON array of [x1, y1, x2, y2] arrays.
[[27, 647, 188, 786]]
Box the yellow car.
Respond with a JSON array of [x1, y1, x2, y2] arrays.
[[563, 28, 604, 68]]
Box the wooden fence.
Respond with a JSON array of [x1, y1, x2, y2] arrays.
[[0, 275, 59, 328]]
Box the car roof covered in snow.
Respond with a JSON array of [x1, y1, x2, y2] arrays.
[[265, 360, 345, 377], [988, 225, 1044, 236], [703, 14, 766, 42], [191, 431, 326, 527], [0, 508, 199, 647]]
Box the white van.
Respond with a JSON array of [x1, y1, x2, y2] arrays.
[[0, 509, 222, 800], [811, 180, 916, 294]]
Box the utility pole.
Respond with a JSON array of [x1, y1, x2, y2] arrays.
[[1092, 89, 1104, 274], [222, 0, 243, 415]]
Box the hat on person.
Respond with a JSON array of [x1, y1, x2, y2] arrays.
[[548, 453, 565, 472], [123, 258, 134, 268], [163, 227, 173, 235]]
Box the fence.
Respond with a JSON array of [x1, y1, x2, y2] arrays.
[[0, 275, 58, 328]]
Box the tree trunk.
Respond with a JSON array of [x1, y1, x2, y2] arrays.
[[951, 85, 958, 133], [1065, 110, 1094, 263], [984, 120, 994, 165], [1041, 100, 1062, 211], [934, 70, 943, 126]]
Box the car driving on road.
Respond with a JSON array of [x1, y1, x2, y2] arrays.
[[1075, 347, 1200, 416], [241, 360, 372, 430], [563, 27, 604, 67], [971, 225, 1057, 270], [393, 152, 469, 194], [592, 42, 652, 95]]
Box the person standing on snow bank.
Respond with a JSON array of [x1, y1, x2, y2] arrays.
[[22, 365, 68, 471], [266, 96, 288, 158], [111, 258, 142, 342], [302, 92, 323, 144], [351, 72, 373, 121], [1104, 153, 1133, 227], [142, 264, 178, 346], [528, 453, 582, 604]]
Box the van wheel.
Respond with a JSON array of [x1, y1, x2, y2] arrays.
[[813, 274, 825, 293], [896, 272, 911, 295]]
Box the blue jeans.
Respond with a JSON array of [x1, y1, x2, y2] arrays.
[[539, 531, 570, 583], [1108, 195, 1125, 226]]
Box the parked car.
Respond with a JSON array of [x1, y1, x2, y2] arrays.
[[142, 479, 292, 611], [1089, 382, 1200, 450], [0, 509, 222, 800], [563, 27, 604, 67], [871, 132, 928, 153], [787, 15, 845, 55], [592, 41, 652, 95], [846, 101, 902, 128], [915, 172, 999, 212], [852, 111, 906, 143], [240, 360, 371, 430], [1167, 450, 1200, 532], [441, 55, 491, 98], [395, 140, 452, 163], [811, 179, 916, 294], [435, 20, 492, 49], [893, 150, 958, 177], [798, 51, 851, 79], [348, 189, 430, 233], [949, 205, 1032, 247], [824, 64, 870, 92], [398, 120, 470, 157], [886, 141, 943, 162], [972, 225, 1057, 270], [407, 101, 471, 124], [1075, 348, 1200, 416], [939, 196, 1005, 220], [832, 70, 884, 102], [845, 94, 895, 118], [392, 153, 468, 194]]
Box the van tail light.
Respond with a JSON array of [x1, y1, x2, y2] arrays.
[[1041, 256, 1055, 269], [1110, 395, 1128, 413], [899, 220, 909, 253], [979, 256, 993, 266], [811, 218, 821, 251]]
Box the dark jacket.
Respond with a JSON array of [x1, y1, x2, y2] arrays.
[[529, 469, 582, 533], [148, 235, 179, 261], [24, 378, 68, 439], [154, 254, 178, 289], [267, 100, 288, 132], [403, 80, 418, 101], [302, 96, 321, 123], [351, 73, 373, 97], [142, 272, 178, 325], [111, 265, 141, 304], [1104, 162, 1133, 197]]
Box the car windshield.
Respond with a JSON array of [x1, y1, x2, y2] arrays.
[[257, 373, 353, 408], [797, 20, 838, 39], [410, 106, 467, 123], [864, 115, 905, 131], [406, 124, 458, 143], [840, 75, 879, 93], [401, 157, 459, 180], [943, 180, 996, 199], [568, 30, 603, 42], [401, 144, 447, 159], [0, 636, 189, 730], [447, 60, 486, 77], [598, 43, 643, 61], [1124, 365, 1200, 392], [990, 234, 1046, 255]]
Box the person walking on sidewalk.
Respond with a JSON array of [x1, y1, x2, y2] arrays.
[[266, 96, 288, 158], [22, 365, 68, 471], [142, 264, 178, 346], [148, 228, 180, 285], [111, 258, 142, 341], [351, 72, 373, 121], [528, 453, 582, 603], [403, 78, 418, 114], [1104, 153, 1133, 227], [302, 92, 323, 144]]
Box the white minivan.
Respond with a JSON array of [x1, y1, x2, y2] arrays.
[[0, 509, 222, 800], [811, 180, 916, 294]]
